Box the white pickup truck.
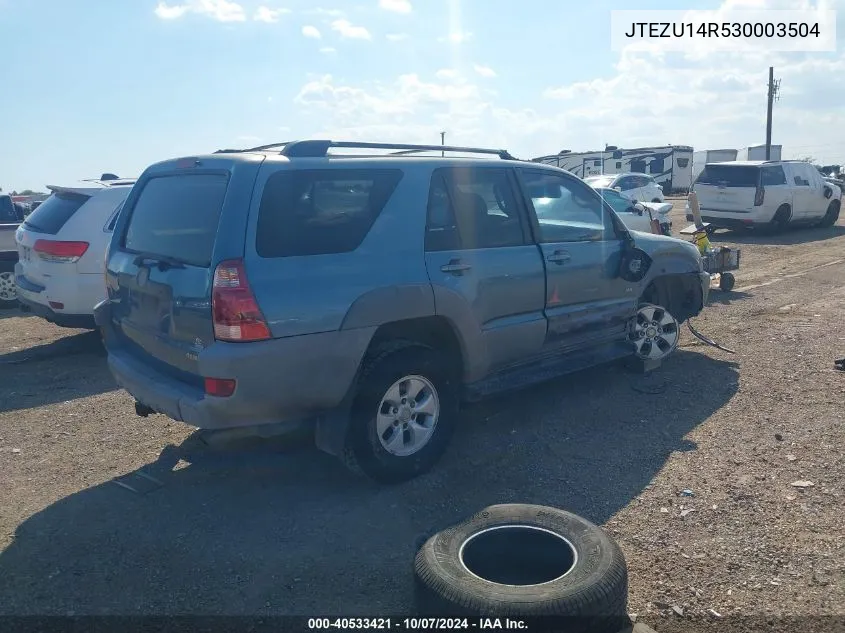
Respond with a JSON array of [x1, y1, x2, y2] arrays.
[[0, 194, 23, 307]]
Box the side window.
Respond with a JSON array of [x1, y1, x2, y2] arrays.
[[631, 160, 646, 173], [425, 173, 461, 252], [617, 176, 634, 191], [521, 170, 612, 243], [105, 200, 126, 232], [761, 166, 787, 186], [425, 168, 525, 251], [257, 169, 402, 257], [649, 159, 664, 174], [792, 165, 810, 187], [615, 161, 622, 169], [598, 190, 632, 215]]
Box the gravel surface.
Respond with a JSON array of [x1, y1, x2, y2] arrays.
[[0, 204, 843, 631]]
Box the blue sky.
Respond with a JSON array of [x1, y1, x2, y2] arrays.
[[1, 0, 843, 191]]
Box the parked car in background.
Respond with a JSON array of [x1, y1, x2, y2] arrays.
[[95, 140, 709, 484], [686, 160, 841, 230], [593, 186, 673, 236], [15, 175, 135, 327], [0, 194, 25, 308], [584, 172, 665, 203]]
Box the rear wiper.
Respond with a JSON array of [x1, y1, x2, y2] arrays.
[[133, 254, 186, 271]]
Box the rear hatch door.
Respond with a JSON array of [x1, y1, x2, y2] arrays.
[[106, 155, 264, 383], [694, 164, 760, 213], [16, 187, 96, 285]]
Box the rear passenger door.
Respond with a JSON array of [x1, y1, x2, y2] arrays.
[[517, 169, 635, 352], [424, 167, 547, 373]]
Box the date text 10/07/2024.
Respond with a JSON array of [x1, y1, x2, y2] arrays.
[[308, 618, 529, 630], [624, 21, 821, 38]]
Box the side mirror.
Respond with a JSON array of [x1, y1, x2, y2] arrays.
[[613, 186, 622, 192]]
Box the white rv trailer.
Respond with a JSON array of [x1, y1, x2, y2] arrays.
[[531, 145, 694, 193], [692, 149, 739, 182], [738, 143, 782, 161]]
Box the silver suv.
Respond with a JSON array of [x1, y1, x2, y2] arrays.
[[96, 140, 709, 483]]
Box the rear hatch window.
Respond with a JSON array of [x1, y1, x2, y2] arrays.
[[123, 174, 228, 267], [696, 165, 760, 187], [22, 192, 89, 234]]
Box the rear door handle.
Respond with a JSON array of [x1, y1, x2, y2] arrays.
[[440, 260, 472, 274], [547, 251, 571, 265]]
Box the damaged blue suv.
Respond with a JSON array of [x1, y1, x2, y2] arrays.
[[96, 140, 709, 483]]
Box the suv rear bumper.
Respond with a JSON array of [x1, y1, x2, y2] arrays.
[[96, 300, 375, 430]]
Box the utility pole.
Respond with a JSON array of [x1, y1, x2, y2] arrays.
[[440, 131, 446, 157], [765, 67, 781, 160]]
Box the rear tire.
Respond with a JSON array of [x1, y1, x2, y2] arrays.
[[343, 344, 459, 484], [0, 266, 18, 310], [769, 204, 792, 232], [818, 200, 840, 228], [719, 272, 736, 292]]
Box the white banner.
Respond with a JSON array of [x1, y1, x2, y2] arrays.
[[610, 9, 837, 52]]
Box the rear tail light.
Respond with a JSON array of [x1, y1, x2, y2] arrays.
[[204, 377, 237, 398], [211, 258, 271, 342], [34, 239, 89, 263], [754, 186, 765, 206]]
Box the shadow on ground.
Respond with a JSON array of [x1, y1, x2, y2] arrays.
[[706, 288, 753, 305], [0, 331, 116, 413], [0, 350, 739, 616], [711, 224, 845, 246]]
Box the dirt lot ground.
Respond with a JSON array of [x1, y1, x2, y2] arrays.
[[0, 202, 843, 631]]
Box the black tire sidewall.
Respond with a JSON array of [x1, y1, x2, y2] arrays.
[[821, 201, 840, 227], [348, 346, 459, 483], [415, 504, 628, 619], [719, 273, 735, 292]]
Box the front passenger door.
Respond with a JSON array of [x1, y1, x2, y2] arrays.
[[518, 169, 636, 352]]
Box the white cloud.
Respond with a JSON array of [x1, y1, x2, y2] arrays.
[[153, 0, 245, 22], [154, 2, 189, 19], [473, 64, 496, 78], [379, 0, 412, 13], [320, 46, 337, 54], [386, 33, 409, 42], [253, 6, 291, 23], [292, 0, 845, 165], [302, 25, 322, 39], [331, 18, 372, 40]]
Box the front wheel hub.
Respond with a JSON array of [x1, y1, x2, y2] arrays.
[[629, 304, 680, 361]]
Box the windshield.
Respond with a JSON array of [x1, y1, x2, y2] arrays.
[[585, 175, 615, 188]]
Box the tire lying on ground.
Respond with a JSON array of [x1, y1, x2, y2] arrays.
[[414, 504, 629, 633]]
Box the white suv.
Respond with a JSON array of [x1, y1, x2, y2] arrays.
[[15, 176, 135, 328], [686, 160, 841, 230], [585, 173, 665, 203]]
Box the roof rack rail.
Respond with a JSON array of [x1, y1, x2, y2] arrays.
[[261, 140, 516, 160]]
